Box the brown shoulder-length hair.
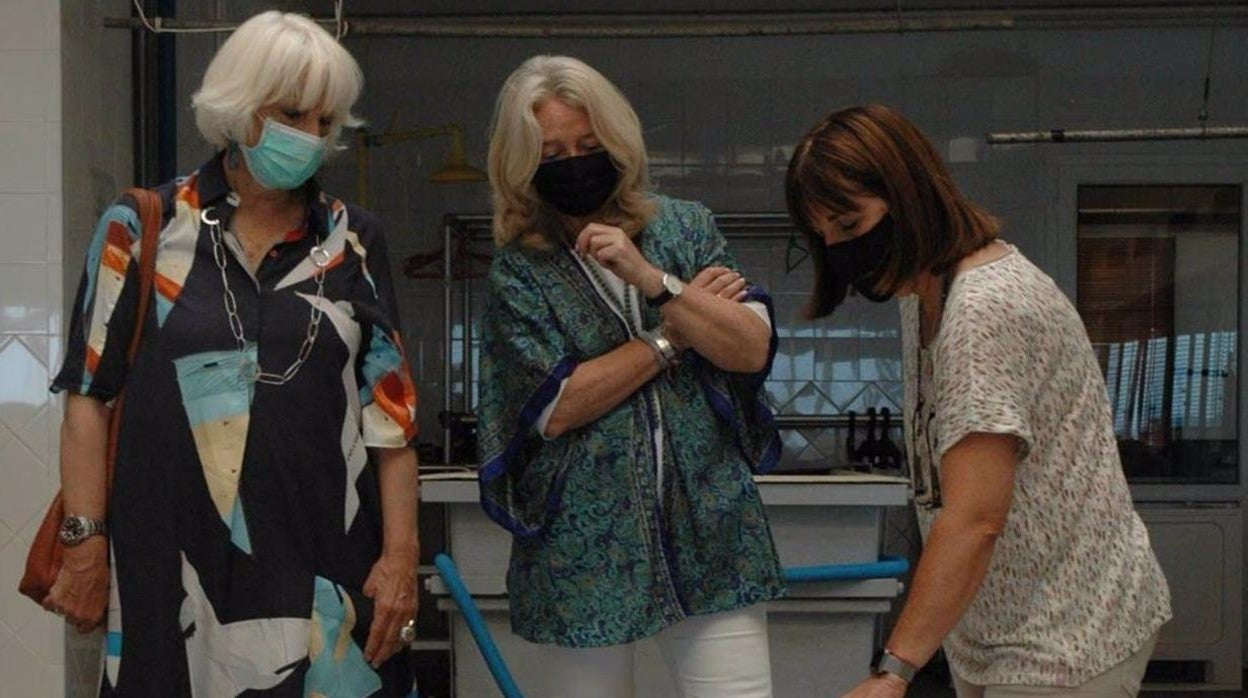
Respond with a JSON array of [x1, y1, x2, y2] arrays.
[[785, 104, 999, 319]]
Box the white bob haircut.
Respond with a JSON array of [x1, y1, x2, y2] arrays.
[[488, 55, 656, 247], [191, 11, 363, 150]]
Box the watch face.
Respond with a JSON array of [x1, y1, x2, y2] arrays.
[[60, 517, 85, 543], [663, 274, 685, 295]]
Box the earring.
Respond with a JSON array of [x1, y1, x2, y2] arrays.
[[226, 142, 241, 169]]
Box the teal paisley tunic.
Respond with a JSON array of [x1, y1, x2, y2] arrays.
[[477, 196, 786, 647]]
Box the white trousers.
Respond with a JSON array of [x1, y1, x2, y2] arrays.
[[952, 633, 1158, 698], [535, 604, 772, 698]]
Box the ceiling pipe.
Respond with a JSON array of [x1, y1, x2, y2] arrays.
[[103, 6, 1248, 38], [986, 126, 1248, 144]]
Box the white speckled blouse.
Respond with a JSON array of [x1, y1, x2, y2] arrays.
[[901, 245, 1172, 687]]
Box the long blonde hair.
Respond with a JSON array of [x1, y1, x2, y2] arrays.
[[488, 55, 656, 247]]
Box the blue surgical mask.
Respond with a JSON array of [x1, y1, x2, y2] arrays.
[[239, 118, 327, 190]]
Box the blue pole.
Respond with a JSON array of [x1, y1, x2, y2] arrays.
[[781, 555, 911, 583], [434, 554, 524, 698]]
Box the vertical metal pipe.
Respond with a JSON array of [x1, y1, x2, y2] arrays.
[[157, 0, 176, 182], [443, 216, 454, 464], [356, 129, 369, 207], [1238, 185, 1247, 491], [132, 1, 159, 186], [462, 261, 472, 414]]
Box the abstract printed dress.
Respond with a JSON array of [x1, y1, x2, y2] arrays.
[[52, 155, 419, 697]]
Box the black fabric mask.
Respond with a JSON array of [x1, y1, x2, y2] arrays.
[[824, 215, 895, 305], [532, 151, 620, 216]]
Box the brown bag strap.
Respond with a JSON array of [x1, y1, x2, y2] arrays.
[[103, 188, 163, 495]]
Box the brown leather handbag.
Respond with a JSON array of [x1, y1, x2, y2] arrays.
[[19, 188, 163, 606]]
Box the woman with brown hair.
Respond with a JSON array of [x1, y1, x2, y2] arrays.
[[785, 104, 1170, 698]]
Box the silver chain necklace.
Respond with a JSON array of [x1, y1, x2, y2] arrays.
[[201, 206, 329, 385]]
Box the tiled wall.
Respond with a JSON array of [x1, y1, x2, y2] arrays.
[[0, 0, 66, 695]]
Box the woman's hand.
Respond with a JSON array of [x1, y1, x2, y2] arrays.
[[362, 548, 419, 668], [842, 674, 908, 698], [574, 223, 663, 295], [662, 265, 748, 352], [43, 536, 109, 633], [689, 265, 747, 301]]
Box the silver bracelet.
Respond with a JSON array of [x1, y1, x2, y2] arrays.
[[638, 330, 677, 370]]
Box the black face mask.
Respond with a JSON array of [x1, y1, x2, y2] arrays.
[[824, 215, 895, 305], [532, 151, 620, 217]]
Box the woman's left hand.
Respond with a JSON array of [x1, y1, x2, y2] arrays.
[[575, 222, 662, 295], [842, 674, 908, 698], [362, 548, 419, 668], [689, 265, 747, 301]]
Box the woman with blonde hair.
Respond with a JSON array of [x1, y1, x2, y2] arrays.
[[47, 11, 420, 696], [477, 55, 786, 697]]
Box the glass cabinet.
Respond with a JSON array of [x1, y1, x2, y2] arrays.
[[1076, 185, 1242, 484]]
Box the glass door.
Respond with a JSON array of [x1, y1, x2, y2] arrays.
[[1076, 185, 1242, 484]]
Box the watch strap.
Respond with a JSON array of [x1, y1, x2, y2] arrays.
[[873, 649, 918, 683], [646, 272, 683, 308], [646, 273, 674, 307], [646, 289, 673, 307]]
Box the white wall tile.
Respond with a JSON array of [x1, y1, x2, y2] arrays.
[[0, 336, 51, 437], [46, 264, 64, 336], [0, 528, 43, 640], [0, 430, 55, 534], [0, 0, 55, 51], [46, 48, 62, 127], [45, 122, 62, 194], [0, 51, 56, 122], [18, 604, 68, 665], [0, 194, 50, 262], [0, 263, 51, 334], [0, 633, 49, 697], [0, 123, 50, 193], [47, 193, 63, 264], [0, 8, 62, 693]]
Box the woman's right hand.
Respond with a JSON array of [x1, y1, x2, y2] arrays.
[[43, 536, 109, 633]]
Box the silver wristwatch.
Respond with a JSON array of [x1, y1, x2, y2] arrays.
[[646, 272, 685, 307], [872, 648, 918, 683], [58, 515, 107, 546]]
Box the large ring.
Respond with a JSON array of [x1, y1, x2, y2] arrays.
[[399, 619, 416, 644], [200, 208, 220, 227], [309, 246, 332, 268]]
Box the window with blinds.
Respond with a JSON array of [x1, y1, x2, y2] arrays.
[[1077, 185, 1241, 484]]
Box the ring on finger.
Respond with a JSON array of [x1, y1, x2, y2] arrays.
[[398, 618, 417, 644]]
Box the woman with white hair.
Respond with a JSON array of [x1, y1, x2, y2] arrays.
[[477, 55, 785, 697], [45, 11, 420, 696]]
